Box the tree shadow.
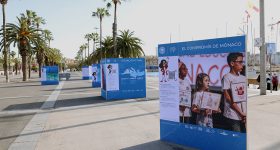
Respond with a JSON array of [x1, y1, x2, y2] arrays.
[[2, 95, 146, 111], [263, 141, 280, 150], [0, 111, 159, 141], [3, 102, 44, 111], [0, 83, 42, 89]]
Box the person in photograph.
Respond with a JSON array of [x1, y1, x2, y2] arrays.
[[178, 60, 192, 123], [191, 73, 221, 128], [92, 72, 97, 82], [107, 64, 113, 74], [222, 53, 246, 132], [159, 59, 168, 82]]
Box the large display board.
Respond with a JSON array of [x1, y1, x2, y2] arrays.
[[158, 36, 247, 150], [101, 58, 146, 100], [41, 66, 59, 85], [92, 64, 101, 88], [82, 66, 92, 80]]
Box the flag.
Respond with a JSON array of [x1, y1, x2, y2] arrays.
[[245, 10, 251, 23], [248, 1, 259, 13], [245, 10, 251, 18]]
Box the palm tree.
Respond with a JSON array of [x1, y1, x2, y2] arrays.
[[84, 34, 91, 58], [105, 0, 125, 57], [35, 38, 47, 77], [20, 10, 40, 79], [75, 48, 84, 68], [117, 30, 145, 58], [102, 36, 114, 58], [2, 17, 41, 81], [92, 8, 110, 58], [89, 32, 98, 53], [10, 50, 16, 58], [33, 16, 46, 77], [83, 43, 88, 59], [43, 29, 53, 47], [45, 48, 62, 66], [14, 57, 20, 75], [90, 36, 113, 63], [79, 44, 87, 64], [9, 50, 15, 72], [1, 0, 9, 82], [42, 30, 53, 67]]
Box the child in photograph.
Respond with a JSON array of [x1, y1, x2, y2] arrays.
[[191, 73, 220, 128], [159, 59, 168, 82], [107, 65, 113, 74], [178, 60, 192, 123], [92, 72, 97, 82], [222, 53, 246, 132]]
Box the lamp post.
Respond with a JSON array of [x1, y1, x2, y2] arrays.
[[259, 0, 266, 95]]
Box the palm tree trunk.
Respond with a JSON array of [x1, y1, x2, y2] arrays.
[[38, 63, 42, 77], [92, 39, 95, 53], [22, 54, 27, 81], [113, 3, 118, 58], [28, 56, 31, 79], [100, 17, 103, 58], [87, 40, 90, 58], [2, 4, 9, 82], [84, 49, 86, 61], [15, 62, 18, 75]]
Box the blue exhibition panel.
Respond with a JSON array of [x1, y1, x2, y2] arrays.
[[160, 120, 246, 150], [101, 58, 146, 100], [158, 35, 245, 56], [158, 36, 247, 150], [82, 66, 92, 80], [41, 66, 59, 85], [92, 64, 101, 88]]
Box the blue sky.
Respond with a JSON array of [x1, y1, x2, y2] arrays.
[[2, 0, 280, 59]]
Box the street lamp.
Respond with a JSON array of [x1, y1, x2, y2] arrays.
[[259, 0, 266, 95]]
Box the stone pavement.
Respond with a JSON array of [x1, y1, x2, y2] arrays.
[[247, 89, 280, 150], [2, 74, 280, 150]]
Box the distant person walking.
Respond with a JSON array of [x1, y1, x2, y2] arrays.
[[272, 73, 278, 91], [267, 73, 271, 90], [257, 74, 260, 89]]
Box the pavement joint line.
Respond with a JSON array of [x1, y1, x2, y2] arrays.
[[8, 81, 64, 150], [0, 109, 43, 117], [0, 92, 96, 101]]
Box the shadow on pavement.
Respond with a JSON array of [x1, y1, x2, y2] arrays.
[[3, 102, 44, 111], [263, 142, 280, 150], [121, 140, 196, 150], [1, 96, 159, 118], [0, 111, 159, 141], [2, 96, 105, 111], [0, 83, 41, 89], [54, 96, 106, 108]]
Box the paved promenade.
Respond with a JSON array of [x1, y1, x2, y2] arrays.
[[0, 72, 279, 150]]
